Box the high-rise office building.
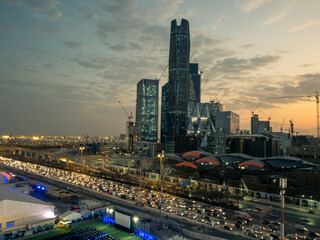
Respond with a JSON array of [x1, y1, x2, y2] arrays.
[[189, 63, 201, 103], [215, 111, 240, 134], [136, 79, 159, 142], [167, 18, 191, 137], [161, 82, 169, 142]]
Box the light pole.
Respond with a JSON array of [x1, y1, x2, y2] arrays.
[[157, 151, 164, 230], [33, 136, 39, 150], [279, 178, 287, 240], [133, 216, 139, 238], [80, 146, 85, 169]]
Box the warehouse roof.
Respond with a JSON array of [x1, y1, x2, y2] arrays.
[[0, 184, 52, 206]]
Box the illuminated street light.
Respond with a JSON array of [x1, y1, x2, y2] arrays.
[[133, 216, 139, 223], [157, 151, 165, 229], [279, 178, 287, 240], [80, 146, 85, 168], [2, 135, 9, 144], [33, 136, 39, 150]]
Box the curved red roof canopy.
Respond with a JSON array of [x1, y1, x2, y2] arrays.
[[176, 162, 198, 169], [196, 158, 220, 165], [238, 161, 264, 168], [182, 152, 202, 159]]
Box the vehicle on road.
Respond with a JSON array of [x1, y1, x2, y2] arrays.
[[262, 226, 273, 232], [294, 224, 308, 232], [235, 222, 245, 229], [235, 211, 253, 221], [310, 231, 320, 237], [286, 233, 297, 240], [261, 235, 273, 240], [223, 225, 233, 231], [247, 230, 258, 238]]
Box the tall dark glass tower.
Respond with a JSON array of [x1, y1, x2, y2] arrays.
[[189, 63, 201, 103], [161, 82, 169, 142], [136, 79, 159, 142], [167, 18, 191, 137]]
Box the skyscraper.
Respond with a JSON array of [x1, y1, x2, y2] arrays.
[[136, 79, 159, 142], [166, 18, 191, 137], [189, 63, 201, 103]]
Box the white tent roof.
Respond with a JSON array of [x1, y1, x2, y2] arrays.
[[59, 211, 81, 221], [0, 185, 51, 205]]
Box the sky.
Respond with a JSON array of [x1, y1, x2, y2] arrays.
[[0, 0, 320, 137]]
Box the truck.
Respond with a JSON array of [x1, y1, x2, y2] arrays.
[[235, 211, 253, 222]]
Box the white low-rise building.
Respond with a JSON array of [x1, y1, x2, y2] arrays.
[[0, 185, 55, 240]]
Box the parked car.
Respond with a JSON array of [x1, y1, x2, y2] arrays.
[[235, 222, 245, 229], [247, 230, 258, 238], [224, 225, 233, 231]]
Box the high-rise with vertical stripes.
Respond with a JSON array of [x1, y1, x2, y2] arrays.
[[136, 79, 159, 142]]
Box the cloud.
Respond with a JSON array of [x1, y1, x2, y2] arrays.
[[65, 41, 87, 50], [3, 0, 22, 5], [211, 55, 280, 75], [206, 16, 225, 30], [24, 0, 60, 10], [50, 8, 62, 18], [72, 58, 108, 70], [289, 19, 320, 32], [237, 0, 270, 13], [263, 10, 289, 26], [44, 63, 55, 69], [300, 63, 314, 68], [3, 0, 62, 19], [155, 0, 184, 23], [110, 44, 127, 52], [76, 2, 97, 21], [241, 44, 255, 49]]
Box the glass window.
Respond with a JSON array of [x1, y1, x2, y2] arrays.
[[6, 221, 15, 228]]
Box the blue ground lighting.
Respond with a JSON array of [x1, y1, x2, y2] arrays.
[[136, 230, 157, 240], [102, 216, 115, 225], [36, 185, 46, 191]]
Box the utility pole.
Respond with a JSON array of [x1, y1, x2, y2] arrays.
[[80, 146, 85, 169], [316, 91, 319, 138], [139, 167, 142, 193], [279, 178, 287, 240], [157, 151, 164, 229]]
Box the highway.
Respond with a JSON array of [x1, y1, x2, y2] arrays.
[[0, 162, 250, 240], [1, 156, 319, 239]]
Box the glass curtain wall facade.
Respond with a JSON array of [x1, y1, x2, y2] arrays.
[[189, 63, 201, 103], [167, 18, 191, 137], [136, 79, 159, 142]]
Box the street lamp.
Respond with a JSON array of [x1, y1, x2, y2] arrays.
[[157, 151, 164, 229], [80, 146, 85, 168], [133, 216, 139, 239], [279, 178, 287, 240], [3, 135, 9, 144], [33, 136, 39, 150]]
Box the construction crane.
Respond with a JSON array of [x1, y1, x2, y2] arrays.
[[290, 119, 294, 146], [268, 91, 319, 138], [280, 118, 285, 133], [155, 64, 169, 83], [258, 108, 271, 121], [218, 88, 229, 102], [118, 101, 133, 122], [251, 102, 262, 116]]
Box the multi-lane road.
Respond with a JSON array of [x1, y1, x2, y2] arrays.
[[1, 156, 319, 239]]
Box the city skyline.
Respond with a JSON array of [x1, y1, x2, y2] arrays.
[[1, 0, 320, 136]]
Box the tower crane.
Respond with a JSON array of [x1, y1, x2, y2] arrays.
[[268, 91, 319, 138], [251, 102, 262, 116], [118, 101, 133, 122], [290, 119, 294, 146], [280, 118, 285, 133]]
